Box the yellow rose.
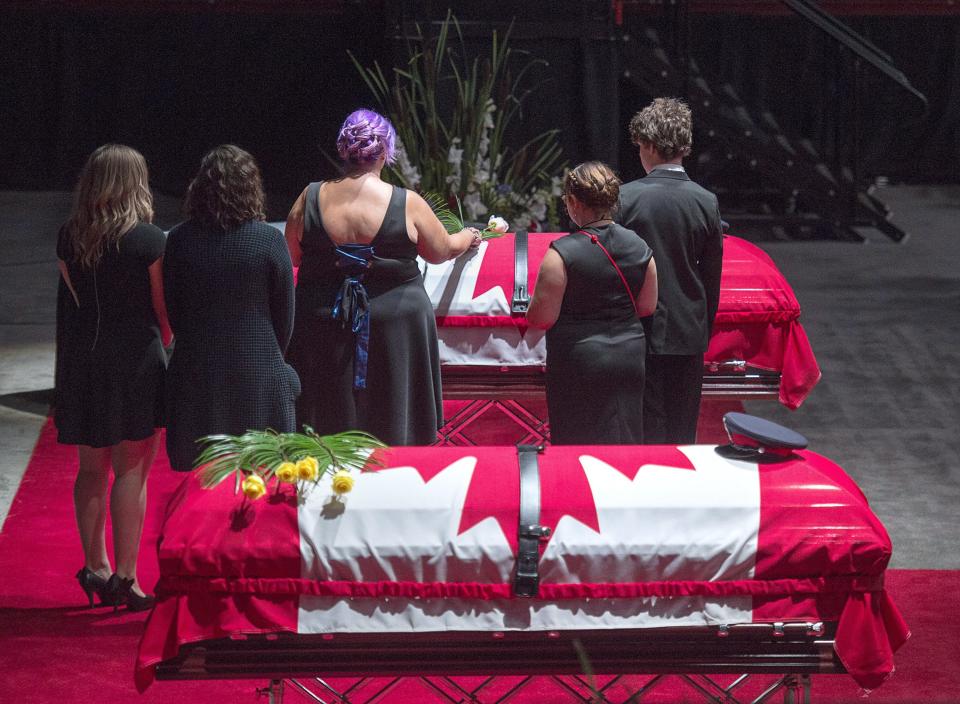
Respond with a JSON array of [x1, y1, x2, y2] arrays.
[[275, 461, 298, 484], [296, 456, 320, 482], [241, 473, 267, 500], [331, 470, 355, 495]]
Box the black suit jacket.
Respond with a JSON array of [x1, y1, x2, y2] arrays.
[[617, 168, 723, 355]]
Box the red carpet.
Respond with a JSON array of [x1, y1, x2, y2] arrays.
[[1, 419, 957, 702]]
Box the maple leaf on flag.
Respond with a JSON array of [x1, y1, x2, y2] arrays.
[[470, 234, 561, 308]]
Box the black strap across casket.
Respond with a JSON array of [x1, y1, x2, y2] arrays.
[[514, 444, 551, 597], [511, 229, 530, 314]]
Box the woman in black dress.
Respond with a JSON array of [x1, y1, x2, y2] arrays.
[[56, 144, 171, 611], [164, 145, 299, 471], [285, 109, 479, 445], [527, 161, 658, 444]]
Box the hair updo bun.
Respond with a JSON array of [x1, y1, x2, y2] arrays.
[[336, 109, 397, 165], [564, 161, 621, 212]]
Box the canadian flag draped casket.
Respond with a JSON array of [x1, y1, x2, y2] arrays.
[[137, 443, 907, 691], [425, 233, 821, 409]]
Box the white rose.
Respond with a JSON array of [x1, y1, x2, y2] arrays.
[[487, 215, 509, 233]]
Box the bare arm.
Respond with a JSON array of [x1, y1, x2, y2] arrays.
[[268, 229, 296, 353], [636, 257, 658, 318], [526, 247, 568, 330], [285, 186, 308, 267], [58, 259, 79, 308], [407, 191, 478, 264], [148, 258, 173, 346]]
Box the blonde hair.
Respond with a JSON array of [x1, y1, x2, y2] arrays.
[[564, 161, 621, 212], [64, 144, 154, 268]]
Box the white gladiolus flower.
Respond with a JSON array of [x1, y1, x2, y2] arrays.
[[447, 138, 464, 165], [463, 190, 487, 221], [393, 140, 421, 190], [528, 198, 547, 223], [446, 139, 464, 186]]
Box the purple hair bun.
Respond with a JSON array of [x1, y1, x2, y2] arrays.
[[336, 109, 397, 165]]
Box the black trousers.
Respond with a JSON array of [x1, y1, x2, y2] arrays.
[[642, 353, 704, 444]]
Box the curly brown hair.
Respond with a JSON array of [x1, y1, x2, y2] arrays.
[[629, 97, 693, 160], [184, 144, 266, 231], [564, 161, 621, 212]]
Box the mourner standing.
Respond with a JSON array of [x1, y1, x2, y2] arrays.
[[527, 161, 658, 444], [618, 98, 723, 444], [164, 145, 299, 471], [285, 109, 480, 446], [56, 144, 170, 611]]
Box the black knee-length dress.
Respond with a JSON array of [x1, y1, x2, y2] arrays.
[[286, 182, 443, 446], [546, 223, 653, 445], [54, 223, 167, 447], [163, 220, 300, 471]]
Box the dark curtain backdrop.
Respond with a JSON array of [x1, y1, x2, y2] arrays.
[[2, 5, 959, 216], [0, 6, 389, 218], [684, 14, 960, 184]]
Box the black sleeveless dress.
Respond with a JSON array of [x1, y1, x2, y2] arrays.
[[546, 223, 653, 445], [286, 182, 443, 445]]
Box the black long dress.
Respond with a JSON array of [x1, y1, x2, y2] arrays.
[[54, 222, 167, 447], [286, 182, 443, 446], [163, 219, 299, 471], [546, 223, 653, 445]]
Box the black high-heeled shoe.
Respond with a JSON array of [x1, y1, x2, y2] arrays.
[[104, 574, 156, 613], [75, 567, 110, 608]]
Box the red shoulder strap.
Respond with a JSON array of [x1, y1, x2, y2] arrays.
[[577, 230, 640, 317]]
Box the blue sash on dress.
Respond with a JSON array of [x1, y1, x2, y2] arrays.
[[331, 244, 373, 390]]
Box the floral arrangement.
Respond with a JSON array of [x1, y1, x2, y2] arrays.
[[351, 12, 565, 230], [192, 427, 385, 503]]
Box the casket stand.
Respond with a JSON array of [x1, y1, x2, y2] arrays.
[[139, 441, 907, 703], [427, 233, 821, 445]]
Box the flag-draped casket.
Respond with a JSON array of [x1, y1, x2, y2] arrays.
[[425, 233, 820, 410], [136, 443, 907, 691], [287, 231, 819, 409]]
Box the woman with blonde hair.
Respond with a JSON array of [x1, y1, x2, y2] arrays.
[[527, 161, 658, 444], [56, 143, 171, 611]]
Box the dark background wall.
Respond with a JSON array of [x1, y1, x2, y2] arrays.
[[2, 1, 958, 220]]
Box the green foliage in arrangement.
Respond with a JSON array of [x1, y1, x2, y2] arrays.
[[350, 11, 565, 229], [422, 191, 466, 234], [193, 427, 386, 493]]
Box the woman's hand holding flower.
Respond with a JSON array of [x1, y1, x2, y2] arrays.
[[468, 227, 482, 249]]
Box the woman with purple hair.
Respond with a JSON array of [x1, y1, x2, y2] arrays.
[[285, 108, 479, 444]]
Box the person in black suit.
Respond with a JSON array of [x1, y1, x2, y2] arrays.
[[617, 98, 723, 444]]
